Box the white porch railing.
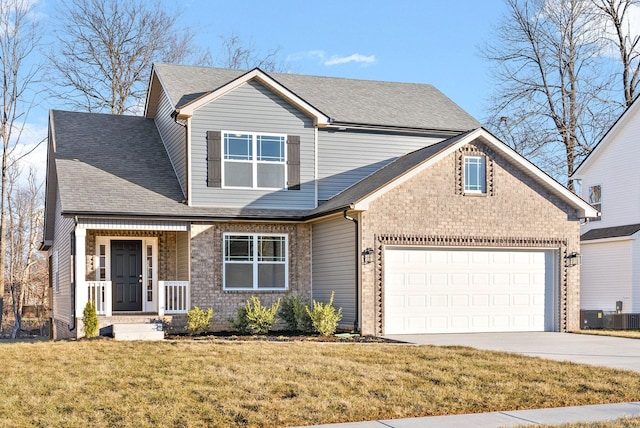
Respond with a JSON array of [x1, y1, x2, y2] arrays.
[[86, 281, 112, 317], [159, 281, 190, 315]]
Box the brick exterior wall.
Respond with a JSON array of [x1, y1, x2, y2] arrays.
[[358, 141, 582, 335], [190, 222, 312, 330]]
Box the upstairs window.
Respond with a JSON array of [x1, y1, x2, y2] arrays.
[[464, 155, 486, 194], [223, 234, 288, 290], [223, 132, 286, 189], [588, 185, 601, 221]]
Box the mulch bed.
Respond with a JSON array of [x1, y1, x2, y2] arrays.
[[166, 330, 401, 343]]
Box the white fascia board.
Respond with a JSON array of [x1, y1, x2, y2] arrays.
[[581, 235, 635, 244], [175, 69, 330, 126], [354, 128, 598, 218], [573, 97, 640, 177]]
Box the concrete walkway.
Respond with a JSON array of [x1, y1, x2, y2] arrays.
[[385, 332, 640, 372], [297, 402, 640, 427]]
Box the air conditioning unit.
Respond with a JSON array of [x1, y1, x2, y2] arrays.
[[611, 313, 640, 330], [580, 310, 604, 329]]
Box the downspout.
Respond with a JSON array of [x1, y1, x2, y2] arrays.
[[343, 209, 360, 332], [69, 217, 78, 332], [172, 111, 189, 204]]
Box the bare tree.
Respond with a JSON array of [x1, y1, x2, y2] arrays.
[[6, 166, 43, 338], [47, 0, 205, 115], [217, 33, 283, 72], [0, 0, 41, 336], [592, 0, 640, 106], [484, 0, 620, 187]]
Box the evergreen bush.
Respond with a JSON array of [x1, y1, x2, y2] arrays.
[[306, 291, 342, 336], [232, 296, 280, 335], [279, 293, 312, 332], [82, 300, 98, 338], [186, 306, 213, 336]]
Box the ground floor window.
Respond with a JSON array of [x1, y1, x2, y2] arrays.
[[223, 233, 288, 290]]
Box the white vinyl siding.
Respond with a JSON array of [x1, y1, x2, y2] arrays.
[[578, 109, 640, 234], [190, 81, 315, 209], [51, 187, 75, 324], [317, 130, 444, 201], [311, 218, 356, 328], [581, 241, 633, 312], [155, 87, 187, 196]]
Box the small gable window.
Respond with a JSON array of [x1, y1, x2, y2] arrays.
[[223, 233, 288, 290], [588, 185, 601, 221], [223, 131, 286, 189], [464, 155, 486, 194]]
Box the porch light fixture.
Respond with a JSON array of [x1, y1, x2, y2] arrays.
[[361, 248, 374, 265], [564, 252, 581, 267]]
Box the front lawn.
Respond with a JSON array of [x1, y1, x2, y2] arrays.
[[574, 329, 640, 340], [2, 340, 640, 427]]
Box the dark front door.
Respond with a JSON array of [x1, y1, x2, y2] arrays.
[[112, 240, 142, 311]]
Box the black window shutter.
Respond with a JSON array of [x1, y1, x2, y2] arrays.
[[207, 131, 221, 187], [287, 135, 300, 190]]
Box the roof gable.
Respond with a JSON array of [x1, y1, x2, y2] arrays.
[[149, 63, 481, 131], [572, 95, 640, 177], [311, 128, 598, 219]]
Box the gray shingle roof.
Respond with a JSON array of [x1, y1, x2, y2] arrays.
[[51, 110, 475, 221], [153, 63, 481, 131], [581, 224, 640, 241]]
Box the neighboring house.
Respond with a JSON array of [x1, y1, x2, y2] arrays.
[[571, 96, 640, 315], [41, 64, 597, 339]]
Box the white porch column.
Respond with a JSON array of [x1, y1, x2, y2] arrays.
[[158, 281, 165, 317], [74, 227, 87, 318]]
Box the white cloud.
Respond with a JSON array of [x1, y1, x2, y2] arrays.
[[8, 121, 48, 187], [287, 50, 376, 67], [324, 53, 376, 66]]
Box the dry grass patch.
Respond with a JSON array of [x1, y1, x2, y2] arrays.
[[574, 329, 640, 340], [1, 340, 640, 427], [538, 417, 640, 427]]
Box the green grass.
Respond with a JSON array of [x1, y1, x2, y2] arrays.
[[1, 339, 640, 427]]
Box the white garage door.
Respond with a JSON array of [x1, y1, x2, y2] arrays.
[[384, 248, 554, 334]]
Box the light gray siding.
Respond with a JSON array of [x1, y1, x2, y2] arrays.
[[52, 187, 75, 325], [190, 81, 315, 208], [155, 88, 187, 196], [318, 130, 444, 201], [312, 217, 356, 328]]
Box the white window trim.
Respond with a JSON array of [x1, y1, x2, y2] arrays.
[[588, 184, 602, 221], [463, 155, 486, 194], [222, 233, 289, 291], [221, 130, 288, 190]]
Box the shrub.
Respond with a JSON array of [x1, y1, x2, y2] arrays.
[[186, 306, 213, 336], [82, 300, 98, 338], [232, 296, 280, 335], [279, 293, 313, 332], [306, 291, 343, 336]]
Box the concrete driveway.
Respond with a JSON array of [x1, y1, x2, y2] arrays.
[[384, 332, 640, 373]]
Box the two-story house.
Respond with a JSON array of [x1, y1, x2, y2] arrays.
[[571, 96, 640, 319], [41, 64, 597, 339]]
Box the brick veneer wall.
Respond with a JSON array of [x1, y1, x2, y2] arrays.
[[359, 141, 582, 335], [190, 222, 312, 330]]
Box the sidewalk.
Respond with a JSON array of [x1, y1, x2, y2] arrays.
[[295, 402, 640, 427]]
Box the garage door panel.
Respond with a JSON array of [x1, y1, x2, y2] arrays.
[[384, 248, 553, 334]]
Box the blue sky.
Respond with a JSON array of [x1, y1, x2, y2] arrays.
[[23, 0, 509, 178], [177, 0, 508, 121]]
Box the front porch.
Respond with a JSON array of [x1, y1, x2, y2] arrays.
[[85, 280, 190, 317], [74, 223, 192, 326]]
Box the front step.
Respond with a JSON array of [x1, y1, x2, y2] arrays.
[[111, 322, 164, 341]]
